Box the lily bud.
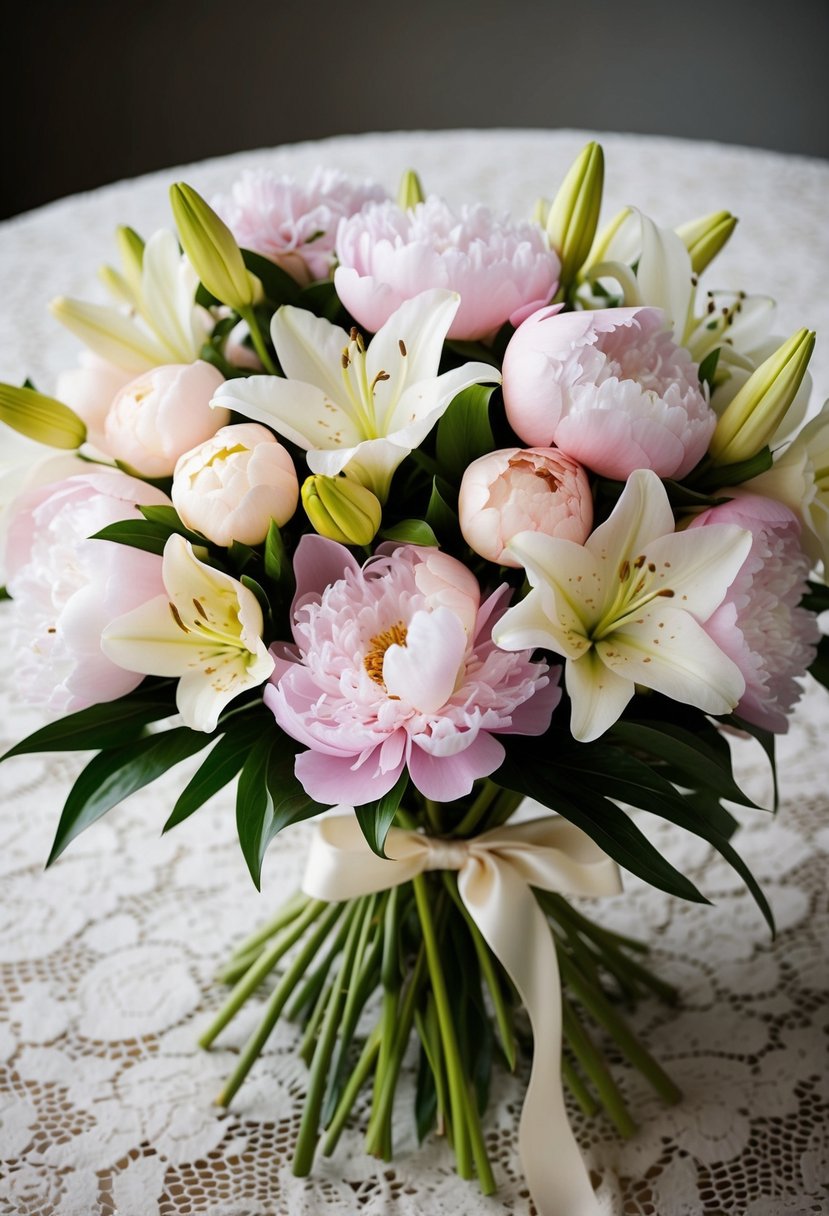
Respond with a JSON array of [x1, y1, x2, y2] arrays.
[[396, 169, 425, 211], [169, 182, 258, 311], [578, 206, 633, 281], [531, 196, 550, 227], [116, 225, 145, 296], [302, 475, 382, 546], [709, 328, 816, 465], [546, 141, 604, 290], [0, 383, 87, 449], [676, 210, 737, 275]]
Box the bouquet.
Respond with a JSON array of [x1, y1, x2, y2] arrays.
[[2, 144, 827, 1215]]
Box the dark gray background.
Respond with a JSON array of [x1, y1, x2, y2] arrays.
[[4, 0, 827, 220]]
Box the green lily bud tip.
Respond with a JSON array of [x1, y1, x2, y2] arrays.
[[676, 210, 738, 275], [169, 181, 256, 311], [396, 169, 425, 211], [0, 383, 87, 450], [546, 141, 605, 288], [302, 474, 382, 546]]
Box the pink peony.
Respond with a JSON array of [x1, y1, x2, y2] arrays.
[[104, 361, 229, 479], [459, 447, 593, 566], [690, 493, 820, 732], [214, 167, 387, 283], [55, 352, 133, 452], [4, 470, 169, 713], [334, 197, 560, 341], [266, 537, 560, 805], [502, 305, 715, 480]]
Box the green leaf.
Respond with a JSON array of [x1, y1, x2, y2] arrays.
[[164, 716, 264, 830], [263, 519, 290, 586], [299, 280, 350, 324], [2, 682, 177, 759], [137, 504, 206, 546], [354, 770, 409, 857], [609, 720, 758, 808], [700, 446, 774, 489], [425, 477, 460, 546], [662, 480, 732, 510], [0, 586, 10, 601], [241, 248, 302, 307], [47, 727, 214, 865], [496, 752, 708, 904], [436, 384, 495, 482], [240, 573, 271, 618], [380, 519, 439, 547], [90, 518, 174, 557], [236, 733, 327, 888], [697, 346, 720, 390], [724, 714, 779, 812]]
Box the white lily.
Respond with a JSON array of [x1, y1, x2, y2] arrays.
[[212, 289, 500, 500], [493, 469, 752, 742], [101, 534, 274, 732], [51, 229, 212, 372]]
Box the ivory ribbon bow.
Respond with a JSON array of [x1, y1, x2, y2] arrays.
[[302, 812, 622, 1216]]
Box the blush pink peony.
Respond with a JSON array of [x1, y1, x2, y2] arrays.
[[334, 197, 560, 341], [502, 305, 715, 479], [690, 493, 820, 732], [459, 447, 593, 566], [55, 352, 133, 452], [214, 167, 387, 284], [265, 536, 560, 805], [4, 470, 169, 712]]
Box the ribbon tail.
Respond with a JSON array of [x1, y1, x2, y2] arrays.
[[459, 858, 600, 1216]]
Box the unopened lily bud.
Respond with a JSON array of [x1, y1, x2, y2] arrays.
[[302, 475, 382, 546], [710, 328, 816, 465], [170, 182, 258, 310], [0, 383, 87, 449], [676, 210, 737, 275], [116, 225, 145, 295], [546, 141, 604, 290], [396, 169, 425, 211], [531, 196, 550, 227], [578, 206, 633, 281]]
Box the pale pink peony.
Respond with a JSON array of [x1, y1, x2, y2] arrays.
[[690, 493, 820, 732], [4, 470, 169, 712], [459, 447, 593, 567], [172, 422, 299, 546], [55, 352, 133, 452], [502, 305, 715, 480], [214, 167, 387, 283], [334, 197, 560, 341], [104, 361, 230, 479], [266, 537, 560, 805]]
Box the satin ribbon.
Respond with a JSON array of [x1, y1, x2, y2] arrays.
[[301, 812, 622, 1216]]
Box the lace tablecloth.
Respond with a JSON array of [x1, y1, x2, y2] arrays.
[[0, 130, 827, 1216]]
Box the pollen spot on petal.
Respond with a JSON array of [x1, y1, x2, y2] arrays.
[[193, 598, 208, 619]]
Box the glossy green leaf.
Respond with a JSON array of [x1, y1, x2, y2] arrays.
[[609, 720, 758, 807], [355, 771, 409, 858], [137, 504, 206, 546], [2, 682, 177, 759], [436, 384, 495, 482], [425, 477, 460, 547], [263, 519, 290, 585], [241, 248, 302, 307], [90, 518, 174, 556], [380, 519, 439, 547], [164, 716, 264, 831], [47, 727, 214, 865]]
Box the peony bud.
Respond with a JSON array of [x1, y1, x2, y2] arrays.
[[546, 142, 604, 291], [396, 168, 425, 210], [170, 182, 258, 311], [0, 383, 87, 450], [709, 328, 816, 466], [301, 475, 382, 546], [104, 361, 229, 479], [676, 210, 737, 275], [172, 423, 299, 546], [459, 447, 593, 566]]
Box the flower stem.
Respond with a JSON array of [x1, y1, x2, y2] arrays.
[[322, 1024, 382, 1156], [562, 1054, 599, 1118], [200, 898, 330, 1049], [413, 874, 475, 1183], [238, 305, 278, 375], [453, 780, 500, 837], [364, 944, 427, 1159], [226, 891, 308, 961], [561, 997, 636, 1138], [214, 901, 343, 1107]]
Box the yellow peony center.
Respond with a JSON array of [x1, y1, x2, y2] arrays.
[[364, 621, 408, 685]]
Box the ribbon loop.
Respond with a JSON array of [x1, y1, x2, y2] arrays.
[[301, 810, 622, 1216]]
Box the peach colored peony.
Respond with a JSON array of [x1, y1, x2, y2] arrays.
[[502, 305, 715, 480], [334, 197, 560, 341], [459, 447, 593, 566]]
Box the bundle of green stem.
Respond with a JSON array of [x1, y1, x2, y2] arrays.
[[199, 786, 681, 1194]]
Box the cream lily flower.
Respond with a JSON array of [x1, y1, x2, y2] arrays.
[[51, 230, 212, 372], [101, 534, 274, 732], [212, 289, 500, 500], [493, 469, 752, 742]]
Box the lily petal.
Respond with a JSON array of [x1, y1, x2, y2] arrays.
[[566, 649, 634, 742], [141, 230, 203, 362], [213, 375, 363, 453], [367, 289, 460, 423], [271, 305, 352, 407], [641, 524, 752, 621], [387, 360, 501, 439], [507, 530, 602, 642]]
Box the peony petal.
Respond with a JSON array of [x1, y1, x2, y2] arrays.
[[565, 649, 634, 742], [291, 534, 360, 617], [498, 666, 561, 735], [598, 606, 745, 715], [295, 746, 405, 806], [408, 731, 505, 801], [383, 607, 468, 714], [212, 375, 363, 453]]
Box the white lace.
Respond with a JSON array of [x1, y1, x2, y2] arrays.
[[1, 130, 827, 1215]]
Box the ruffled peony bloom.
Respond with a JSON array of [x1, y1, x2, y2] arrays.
[[334, 197, 560, 341], [214, 167, 387, 283], [459, 447, 593, 566], [4, 470, 169, 712], [266, 536, 561, 805], [502, 305, 715, 480], [172, 422, 299, 547], [105, 361, 230, 479], [689, 494, 820, 732]]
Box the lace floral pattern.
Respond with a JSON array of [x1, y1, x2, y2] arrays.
[[1, 130, 827, 1215]]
